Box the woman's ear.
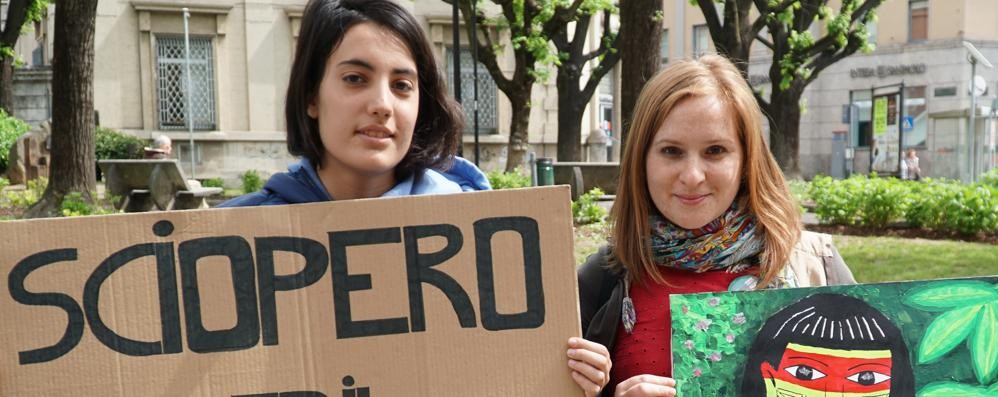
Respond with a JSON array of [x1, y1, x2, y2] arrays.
[[307, 101, 318, 119]]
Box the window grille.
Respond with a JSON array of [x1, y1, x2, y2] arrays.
[[446, 47, 498, 134], [156, 36, 216, 130]]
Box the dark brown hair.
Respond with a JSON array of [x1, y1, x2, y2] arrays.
[[285, 0, 463, 179]]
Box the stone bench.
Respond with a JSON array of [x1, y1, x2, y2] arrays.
[[98, 159, 223, 212], [552, 161, 619, 200]]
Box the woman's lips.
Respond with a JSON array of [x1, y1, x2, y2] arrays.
[[675, 194, 708, 205]]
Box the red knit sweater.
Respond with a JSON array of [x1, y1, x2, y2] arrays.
[[609, 266, 752, 389]]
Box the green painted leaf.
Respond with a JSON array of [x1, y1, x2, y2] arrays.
[[903, 281, 998, 311], [918, 305, 982, 364], [917, 381, 992, 397], [970, 302, 998, 384]]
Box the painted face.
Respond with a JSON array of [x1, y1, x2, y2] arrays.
[[645, 95, 743, 229], [308, 22, 419, 186], [760, 343, 893, 396]]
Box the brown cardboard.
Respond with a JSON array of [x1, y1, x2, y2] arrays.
[[0, 186, 581, 396]]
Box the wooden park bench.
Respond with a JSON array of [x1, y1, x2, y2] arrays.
[[98, 159, 223, 212]]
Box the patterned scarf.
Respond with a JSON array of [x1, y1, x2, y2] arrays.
[[648, 202, 763, 273]]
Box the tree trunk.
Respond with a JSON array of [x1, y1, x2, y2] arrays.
[[556, 64, 583, 162], [767, 86, 802, 179], [0, 57, 13, 114], [619, 0, 662, 149], [506, 92, 530, 171], [25, 0, 98, 218]]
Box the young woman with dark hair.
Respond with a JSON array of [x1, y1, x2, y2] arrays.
[[221, 0, 489, 207]]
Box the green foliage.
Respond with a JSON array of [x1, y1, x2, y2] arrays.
[[810, 175, 998, 234], [0, 109, 30, 173], [0, 176, 8, 191], [95, 127, 145, 160], [980, 168, 998, 189], [786, 179, 810, 213], [671, 293, 752, 396], [241, 170, 263, 193], [201, 178, 224, 188], [486, 168, 531, 189], [571, 187, 607, 225], [1, 176, 46, 208], [903, 281, 998, 386], [917, 381, 997, 397], [60, 191, 117, 217]]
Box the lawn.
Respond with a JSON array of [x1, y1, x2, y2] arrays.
[[573, 225, 998, 283], [832, 235, 998, 283]]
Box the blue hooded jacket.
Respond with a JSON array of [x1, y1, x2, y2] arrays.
[[217, 156, 491, 207]]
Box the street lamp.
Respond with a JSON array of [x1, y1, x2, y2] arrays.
[[963, 41, 992, 181]]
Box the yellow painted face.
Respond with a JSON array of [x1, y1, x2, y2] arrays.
[[760, 343, 893, 397]]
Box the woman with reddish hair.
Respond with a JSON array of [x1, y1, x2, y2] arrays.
[[567, 55, 856, 396]]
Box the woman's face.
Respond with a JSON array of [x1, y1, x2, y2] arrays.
[[645, 95, 743, 229], [308, 22, 419, 182]]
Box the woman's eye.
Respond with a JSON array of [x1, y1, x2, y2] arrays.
[[343, 74, 364, 84], [705, 145, 727, 155], [660, 146, 681, 156], [393, 80, 414, 92], [846, 371, 890, 386], [785, 365, 826, 381]]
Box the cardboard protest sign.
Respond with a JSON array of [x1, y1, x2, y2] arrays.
[[671, 276, 998, 397], [0, 186, 581, 396]]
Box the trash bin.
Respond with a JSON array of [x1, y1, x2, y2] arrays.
[[536, 157, 554, 186]]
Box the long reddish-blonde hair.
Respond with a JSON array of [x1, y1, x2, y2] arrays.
[[610, 55, 801, 288]]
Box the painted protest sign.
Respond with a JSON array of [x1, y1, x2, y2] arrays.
[[671, 276, 998, 396], [0, 186, 581, 396]]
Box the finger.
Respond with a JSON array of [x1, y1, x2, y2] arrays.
[[568, 358, 608, 387], [569, 337, 611, 358], [571, 369, 603, 397], [614, 374, 676, 392], [617, 382, 676, 397], [567, 347, 611, 373]]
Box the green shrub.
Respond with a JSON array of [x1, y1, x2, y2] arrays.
[[940, 184, 998, 234], [241, 170, 263, 193], [905, 179, 956, 229], [572, 188, 607, 225], [981, 168, 998, 189], [0, 176, 8, 191], [201, 178, 224, 188], [855, 176, 910, 228], [786, 179, 810, 214], [95, 127, 145, 160], [0, 109, 30, 173], [3, 176, 46, 208], [60, 191, 117, 217], [486, 168, 531, 189], [809, 175, 863, 225]]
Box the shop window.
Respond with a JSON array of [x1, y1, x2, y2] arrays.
[[850, 90, 872, 148], [904, 86, 927, 147]]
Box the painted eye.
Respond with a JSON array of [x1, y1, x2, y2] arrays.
[[846, 371, 890, 385], [785, 365, 826, 381]]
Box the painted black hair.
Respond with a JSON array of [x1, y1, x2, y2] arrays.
[[739, 293, 914, 396]]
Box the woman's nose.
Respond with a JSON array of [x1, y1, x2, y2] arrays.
[[678, 158, 705, 186], [367, 83, 393, 119]]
